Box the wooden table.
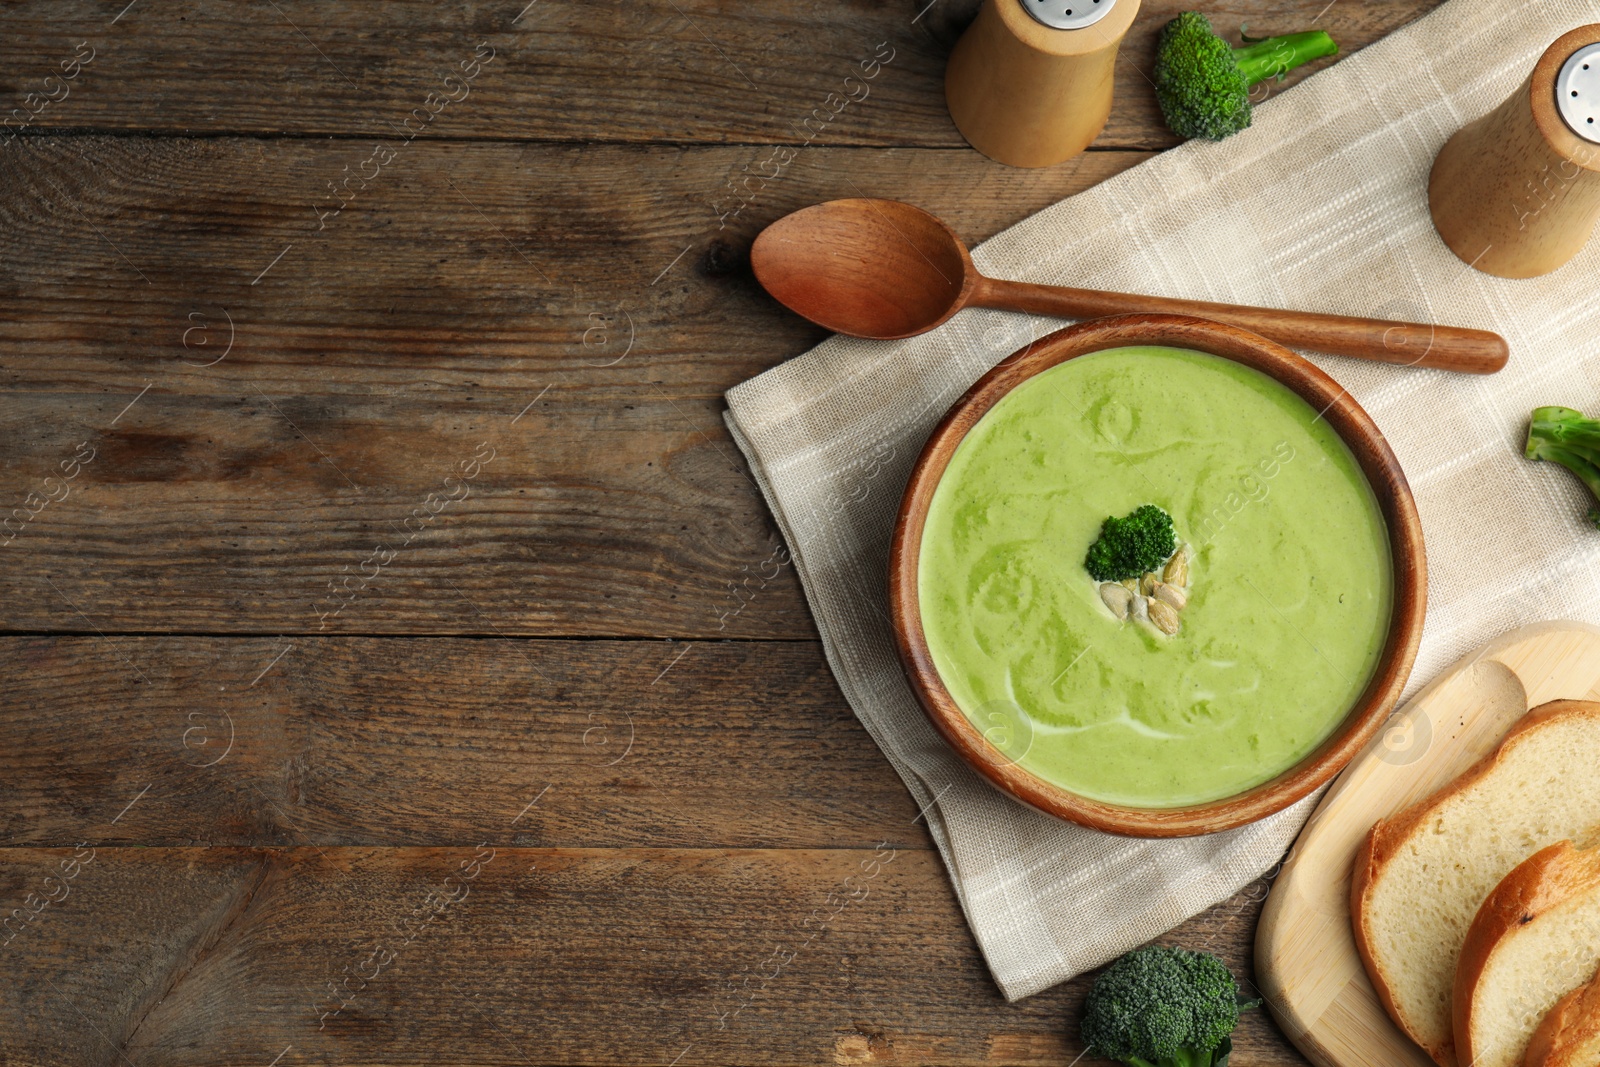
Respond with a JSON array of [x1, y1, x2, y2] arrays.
[[0, 2, 1444, 1063]]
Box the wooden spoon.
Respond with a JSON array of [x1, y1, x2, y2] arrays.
[[751, 198, 1509, 374]]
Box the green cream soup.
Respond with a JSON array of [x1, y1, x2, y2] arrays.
[[918, 345, 1392, 808]]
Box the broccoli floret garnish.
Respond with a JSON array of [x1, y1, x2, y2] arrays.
[[1154, 12, 1338, 140], [1085, 504, 1176, 582], [1080, 945, 1261, 1067], [1525, 405, 1600, 530]]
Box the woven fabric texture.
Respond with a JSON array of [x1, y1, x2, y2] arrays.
[[724, 0, 1600, 1001]]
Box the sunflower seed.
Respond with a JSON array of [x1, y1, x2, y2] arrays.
[[1100, 582, 1133, 620], [1152, 581, 1187, 611], [1141, 572, 1160, 596], [1148, 598, 1181, 635], [1163, 544, 1190, 587], [1130, 594, 1150, 623]]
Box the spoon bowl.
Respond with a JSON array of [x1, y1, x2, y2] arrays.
[[751, 198, 974, 339], [751, 198, 1510, 374]]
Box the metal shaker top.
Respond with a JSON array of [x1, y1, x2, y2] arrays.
[[1018, 0, 1118, 31], [1558, 42, 1600, 144]]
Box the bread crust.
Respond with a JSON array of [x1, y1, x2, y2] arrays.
[[1350, 699, 1600, 1067], [1350, 826, 1446, 1063], [1453, 841, 1600, 1067], [1524, 986, 1580, 1067], [1525, 982, 1595, 1067]]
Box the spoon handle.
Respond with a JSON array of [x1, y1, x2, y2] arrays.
[[975, 277, 1508, 374]]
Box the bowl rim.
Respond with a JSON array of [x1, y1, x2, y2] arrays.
[[888, 313, 1427, 838]]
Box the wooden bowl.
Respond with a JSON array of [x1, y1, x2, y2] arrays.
[[888, 314, 1426, 838]]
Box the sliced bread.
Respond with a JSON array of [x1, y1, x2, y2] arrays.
[[1526, 971, 1600, 1067], [1351, 699, 1600, 1067], [1454, 841, 1600, 1067]]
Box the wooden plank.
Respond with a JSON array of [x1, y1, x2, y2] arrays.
[[0, 140, 1142, 636], [0, 635, 927, 850], [1, 389, 816, 637], [0, 845, 1307, 1066], [0, 0, 1444, 148]]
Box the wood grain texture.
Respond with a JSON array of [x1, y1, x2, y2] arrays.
[[1428, 24, 1600, 279], [0, 845, 1304, 1067], [1256, 623, 1600, 1067], [974, 275, 1507, 372], [0, 635, 927, 850], [0, 139, 1138, 394], [0, 139, 1140, 636], [943, 0, 1141, 167], [749, 197, 1507, 368], [0, 1, 1446, 1061], [0, 0, 1443, 148]]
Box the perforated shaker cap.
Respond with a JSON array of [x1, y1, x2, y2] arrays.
[[1018, 0, 1117, 31], [1557, 42, 1600, 144]]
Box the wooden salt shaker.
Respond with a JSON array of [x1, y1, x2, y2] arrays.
[[944, 0, 1141, 168], [1429, 24, 1600, 278]]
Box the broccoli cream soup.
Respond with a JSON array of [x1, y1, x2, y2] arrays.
[[918, 346, 1391, 808]]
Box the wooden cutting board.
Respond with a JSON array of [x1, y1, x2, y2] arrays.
[[1255, 621, 1600, 1067]]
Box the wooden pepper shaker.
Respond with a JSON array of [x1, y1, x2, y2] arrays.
[[1429, 24, 1600, 279], [944, 0, 1142, 168]]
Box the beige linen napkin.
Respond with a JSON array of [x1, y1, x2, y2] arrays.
[[724, 0, 1600, 1001]]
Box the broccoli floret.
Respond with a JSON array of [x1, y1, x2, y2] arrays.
[[1526, 405, 1600, 529], [1080, 945, 1260, 1067], [1154, 12, 1338, 140], [1084, 504, 1176, 582]]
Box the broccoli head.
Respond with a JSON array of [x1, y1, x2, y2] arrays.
[[1154, 12, 1338, 140], [1526, 405, 1600, 529], [1080, 945, 1259, 1067], [1084, 504, 1176, 582]]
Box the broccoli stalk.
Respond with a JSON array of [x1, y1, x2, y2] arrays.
[[1085, 504, 1176, 582], [1525, 406, 1600, 529], [1154, 12, 1338, 140], [1080, 945, 1261, 1067]]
